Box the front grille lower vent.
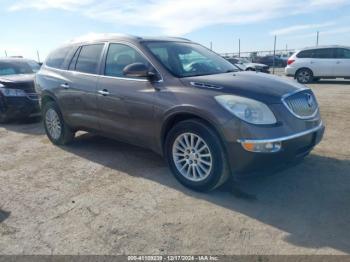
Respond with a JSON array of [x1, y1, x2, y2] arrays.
[[283, 90, 318, 119]]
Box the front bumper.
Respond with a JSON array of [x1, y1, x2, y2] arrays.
[[0, 95, 41, 120], [226, 122, 325, 174]]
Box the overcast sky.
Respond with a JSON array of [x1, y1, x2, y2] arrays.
[[1, 0, 350, 61]]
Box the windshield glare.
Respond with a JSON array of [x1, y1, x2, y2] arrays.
[[0, 61, 39, 76], [144, 41, 239, 77]]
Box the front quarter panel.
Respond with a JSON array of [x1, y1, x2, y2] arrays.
[[153, 82, 236, 153]]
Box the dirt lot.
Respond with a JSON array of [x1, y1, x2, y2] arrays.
[[0, 78, 350, 255]]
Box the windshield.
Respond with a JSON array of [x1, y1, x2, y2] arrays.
[[0, 61, 39, 76], [144, 41, 239, 77]]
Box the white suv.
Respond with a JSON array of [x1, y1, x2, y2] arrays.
[[285, 46, 350, 83]]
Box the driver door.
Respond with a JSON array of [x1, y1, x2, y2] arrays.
[[97, 43, 160, 148]]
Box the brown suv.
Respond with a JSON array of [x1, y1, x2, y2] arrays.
[[35, 34, 324, 191]]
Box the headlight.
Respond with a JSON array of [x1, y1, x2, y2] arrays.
[[215, 95, 277, 124], [0, 84, 27, 97]]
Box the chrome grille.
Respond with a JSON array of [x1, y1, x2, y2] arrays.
[[283, 90, 318, 119]]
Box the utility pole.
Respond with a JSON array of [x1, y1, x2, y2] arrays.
[[4, 50, 7, 57], [272, 35, 277, 74], [37, 50, 41, 63], [316, 31, 319, 46], [238, 38, 241, 57], [233, 40, 234, 57], [210, 41, 213, 50]]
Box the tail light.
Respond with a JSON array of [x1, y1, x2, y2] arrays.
[[287, 59, 295, 65]]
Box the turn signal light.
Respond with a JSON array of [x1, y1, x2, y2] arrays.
[[241, 141, 282, 153]]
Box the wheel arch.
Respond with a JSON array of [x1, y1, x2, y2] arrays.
[[160, 111, 227, 157], [295, 67, 314, 79]]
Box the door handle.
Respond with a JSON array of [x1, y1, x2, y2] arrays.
[[98, 89, 110, 96], [60, 83, 70, 89], [336, 61, 341, 64]]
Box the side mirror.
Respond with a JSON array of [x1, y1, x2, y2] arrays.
[[123, 63, 151, 78]]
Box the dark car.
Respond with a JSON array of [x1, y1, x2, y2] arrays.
[[254, 55, 287, 67], [226, 57, 270, 73], [0, 58, 41, 123], [35, 35, 324, 191]]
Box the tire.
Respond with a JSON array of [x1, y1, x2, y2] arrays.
[[165, 119, 230, 192], [296, 68, 313, 84], [246, 68, 255, 71], [42, 101, 74, 145]]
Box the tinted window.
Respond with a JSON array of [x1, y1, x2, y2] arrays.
[[313, 48, 335, 59], [68, 47, 81, 71], [336, 48, 350, 59], [105, 43, 149, 78], [75, 44, 104, 74], [0, 61, 37, 76], [297, 50, 314, 58], [27, 61, 41, 72], [46, 47, 70, 69]]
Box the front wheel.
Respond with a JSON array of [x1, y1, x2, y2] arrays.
[[165, 119, 230, 191], [43, 101, 74, 145]]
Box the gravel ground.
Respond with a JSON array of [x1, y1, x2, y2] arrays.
[[0, 78, 350, 255]]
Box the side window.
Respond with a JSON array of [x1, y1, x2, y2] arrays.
[[297, 50, 314, 58], [68, 47, 81, 71], [46, 47, 70, 69], [105, 43, 149, 78], [336, 48, 350, 59], [312, 48, 334, 59], [343, 49, 350, 59], [75, 44, 104, 74], [149, 47, 171, 70]]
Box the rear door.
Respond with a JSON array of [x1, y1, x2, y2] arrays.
[[62, 43, 105, 130], [310, 48, 337, 77], [335, 48, 350, 77], [96, 42, 161, 148]]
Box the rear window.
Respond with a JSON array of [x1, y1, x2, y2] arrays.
[[74, 44, 104, 74], [46, 47, 71, 69], [297, 49, 314, 58]]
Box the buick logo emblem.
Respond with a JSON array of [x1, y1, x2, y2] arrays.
[[306, 94, 314, 108]]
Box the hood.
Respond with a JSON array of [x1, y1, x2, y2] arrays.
[[247, 62, 268, 68], [0, 73, 35, 84], [0, 74, 35, 92], [180, 71, 307, 104]]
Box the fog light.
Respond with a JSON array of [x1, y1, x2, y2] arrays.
[[241, 141, 281, 153]]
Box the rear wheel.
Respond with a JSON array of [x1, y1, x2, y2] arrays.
[[165, 119, 230, 191], [43, 101, 74, 145], [296, 68, 313, 84]]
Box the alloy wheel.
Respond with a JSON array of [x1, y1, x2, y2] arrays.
[[297, 70, 311, 83], [45, 108, 62, 140], [172, 132, 213, 182]]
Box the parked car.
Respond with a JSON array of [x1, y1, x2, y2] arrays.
[[286, 46, 350, 83], [225, 57, 270, 73], [254, 55, 286, 67], [35, 35, 324, 191], [0, 58, 41, 123]]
